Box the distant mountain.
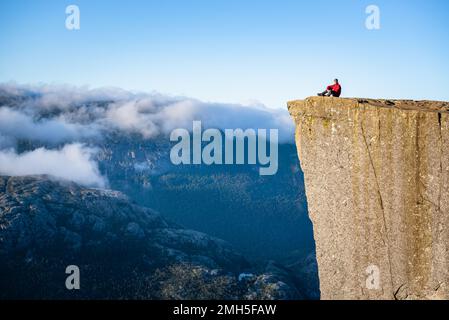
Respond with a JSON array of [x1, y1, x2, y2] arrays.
[[93, 134, 313, 261], [0, 175, 306, 299], [0, 87, 319, 299]]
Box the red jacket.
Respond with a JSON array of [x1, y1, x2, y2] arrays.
[[327, 83, 341, 97]]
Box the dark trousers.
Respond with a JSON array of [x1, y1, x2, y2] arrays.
[[321, 89, 339, 97]]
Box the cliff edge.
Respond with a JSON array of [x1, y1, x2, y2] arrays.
[[288, 97, 449, 300]]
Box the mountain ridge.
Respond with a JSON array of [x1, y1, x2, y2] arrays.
[[0, 174, 307, 299]]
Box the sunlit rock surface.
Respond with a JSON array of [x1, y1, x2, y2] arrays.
[[288, 97, 449, 299]]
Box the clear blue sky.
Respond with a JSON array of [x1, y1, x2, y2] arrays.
[[1, 0, 448, 108]]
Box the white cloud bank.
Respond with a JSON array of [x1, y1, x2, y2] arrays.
[[0, 107, 99, 144], [0, 83, 295, 142], [0, 83, 295, 187], [0, 144, 107, 188]]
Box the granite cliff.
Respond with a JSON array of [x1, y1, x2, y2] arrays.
[[288, 97, 449, 299]]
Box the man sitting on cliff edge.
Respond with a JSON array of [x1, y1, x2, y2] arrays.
[[318, 79, 341, 97]]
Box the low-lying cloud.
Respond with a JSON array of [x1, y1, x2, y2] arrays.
[[0, 83, 295, 187], [0, 107, 99, 144], [0, 143, 107, 188], [0, 83, 294, 142]]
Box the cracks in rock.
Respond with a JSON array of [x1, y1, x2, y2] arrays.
[[438, 113, 443, 216], [393, 283, 408, 300], [360, 122, 388, 236], [360, 115, 395, 293]]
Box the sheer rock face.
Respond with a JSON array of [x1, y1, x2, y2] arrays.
[[288, 97, 449, 300]]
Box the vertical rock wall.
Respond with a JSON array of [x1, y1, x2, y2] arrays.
[[288, 97, 449, 299]]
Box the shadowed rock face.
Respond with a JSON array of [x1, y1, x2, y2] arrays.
[[0, 175, 304, 299], [288, 97, 449, 300]]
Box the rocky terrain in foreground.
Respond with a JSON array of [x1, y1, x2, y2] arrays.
[[0, 175, 305, 299]]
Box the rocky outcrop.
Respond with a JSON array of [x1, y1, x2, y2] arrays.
[[0, 175, 302, 299], [288, 97, 449, 300]]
